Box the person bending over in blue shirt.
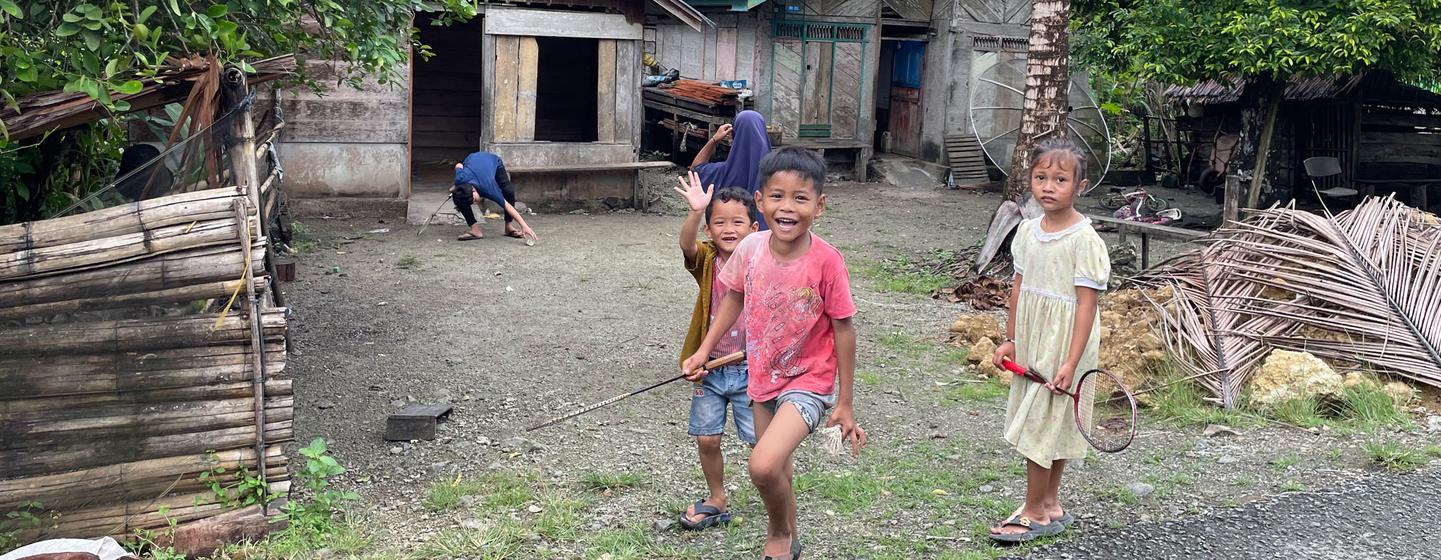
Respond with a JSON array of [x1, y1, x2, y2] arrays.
[[451, 151, 538, 242]]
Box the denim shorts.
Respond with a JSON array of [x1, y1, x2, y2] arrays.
[[688, 363, 756, 445], [758, 389, 835, 434]]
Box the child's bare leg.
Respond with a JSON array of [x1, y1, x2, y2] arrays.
[[991, 459, 1055, 535], [1043, 459, 1066, 518], [749, 405, 809, 556], [685, 435, 728, 522]]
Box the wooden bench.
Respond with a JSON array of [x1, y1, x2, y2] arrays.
[[1088, 214, 1207, 269], [505, 161, 676, 174]]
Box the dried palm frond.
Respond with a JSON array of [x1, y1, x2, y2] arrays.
[[1135, 196, 1441, 407]]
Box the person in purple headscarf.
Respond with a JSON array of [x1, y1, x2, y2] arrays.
[[692, 110, 772, 229]]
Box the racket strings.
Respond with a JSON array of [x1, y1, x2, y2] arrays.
[[1076, 370, 1135, 452]]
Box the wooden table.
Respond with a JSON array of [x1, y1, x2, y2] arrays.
[[1088, 214, 1208, 269]]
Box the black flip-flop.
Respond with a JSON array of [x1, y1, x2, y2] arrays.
[[762, 538, 802, 560], [504, 230, 524, 239], [988, 515, 1062, 544], [456, 233, 482, 241], [678, 499, 731, 530]]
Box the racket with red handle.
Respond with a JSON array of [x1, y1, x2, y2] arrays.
[[1000, 358, 1138, 453]]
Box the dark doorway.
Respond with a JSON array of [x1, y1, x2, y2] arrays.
[[881, 39, 925, 157], [412, 12, 484, 165], [535, 37, 599, 142]]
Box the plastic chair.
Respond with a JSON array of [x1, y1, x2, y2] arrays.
[[1303, 156, 1358, 202]]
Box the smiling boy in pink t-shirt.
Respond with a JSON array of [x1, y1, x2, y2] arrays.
[[682, 146, 866, 560]]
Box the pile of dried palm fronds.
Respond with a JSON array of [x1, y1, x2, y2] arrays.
[[1133, 196, 1441, 408]]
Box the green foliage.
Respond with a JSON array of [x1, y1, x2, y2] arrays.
[[0, 501, 46, 551], [1074, 1, 1441, 86], [0, 1, 479, 223], [579, 472, 645, 491], [281, 438, 360, 532], [1364, 440, 1431, 472], [200, 453, 273, 509]]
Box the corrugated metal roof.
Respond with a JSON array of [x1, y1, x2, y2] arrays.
[[1164, 75, 1369, 104]]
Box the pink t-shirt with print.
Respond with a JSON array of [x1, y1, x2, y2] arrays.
[[718, 231, 856, 402]]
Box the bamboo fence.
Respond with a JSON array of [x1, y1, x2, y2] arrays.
[[0, 184, 290, 543]]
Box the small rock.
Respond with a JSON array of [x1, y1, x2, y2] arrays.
[[652, 518, 675, 532], [459, 495, 481, 508], [1126, 482, 1154, 498], [459, 518, 483, 530], [526, 504, 544, 513], [1427, 415, 1441, 433], [1202, 424, 1239, 437], [502, 436, 543, 453], [979, 484, 995, 493], [1218, 455, 1240, 465], [389, 446, 403, 455], [477, 436, 493, 446], [316, 401, 337, 410]]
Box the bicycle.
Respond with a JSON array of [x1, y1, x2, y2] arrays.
[[1100, 188, 1168, 212]]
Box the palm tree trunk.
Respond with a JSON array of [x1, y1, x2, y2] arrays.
[[974, 0, 1073, 271]]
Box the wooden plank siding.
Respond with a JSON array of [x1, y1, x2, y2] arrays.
[[485, 7, 642, 40], [516, 37, 539, 141], [597, 40, 618, 142], [773, 39, 804, 137], [716, 28, 738, 80], [831, 41, 863, 140], [617, 40, 641, 148], [492, 36, 520, 142]]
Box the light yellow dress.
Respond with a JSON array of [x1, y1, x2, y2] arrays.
[[1004, 216, 1110, 468]]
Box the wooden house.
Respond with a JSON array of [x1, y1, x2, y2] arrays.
[[277, 0, 708, 216], [646, 0, 1036, 183], [1165, 73, 1441, 209]]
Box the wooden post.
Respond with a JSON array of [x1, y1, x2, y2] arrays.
[[1223, 174, 1241, 225], [223, 66, 260, 211], [232, 200, 268, 514]]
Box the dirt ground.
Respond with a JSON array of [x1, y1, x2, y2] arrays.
[[280, 180, 1437, 559]]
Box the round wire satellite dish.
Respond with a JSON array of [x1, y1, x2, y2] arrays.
[[968, 51, 1112, 194]]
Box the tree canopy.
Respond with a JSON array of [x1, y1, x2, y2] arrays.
[[0, 0, 477, 223], [0, 1, 478, 129], [1073, 0, 1441, 88]]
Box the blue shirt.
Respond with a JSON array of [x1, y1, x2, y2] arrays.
[[455, 152, 506, 206]]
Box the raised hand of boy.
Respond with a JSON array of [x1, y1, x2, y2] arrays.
[[673, 170, 713, 213], [680, 352, 710, 382]]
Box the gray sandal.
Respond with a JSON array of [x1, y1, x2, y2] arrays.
[[1055, 511, 1074, 528], [989, 515, 1062, 543], [678, 499, 731, 530]]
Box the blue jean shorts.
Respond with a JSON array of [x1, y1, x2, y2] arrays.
[[758, 389, 835, 434], [688, 363, 756, 445]]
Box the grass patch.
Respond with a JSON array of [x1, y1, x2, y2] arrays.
[[415, 522, 527, 560], [534, 494, 591, 541], [794, 470, 886, 514], [584, 525, 694, 559], [944, 381, 1008, 403], [857, 370, 883, 386], [857, 253, 957, 295], [941, 349, 970, 365], [395, 255, 420, 270], [1338, 383, 1412, 430], [1149, 372, 1262, 428], [1364, 440, 1430, 472], [1270, 454, 1299, 471], [1102, 485, 1139, 505], [1279, 480, 1306, 493], [878, 332, 932, 357], [1233, 475, 1255, 487], [424, 476, 484, 511], [579, 472, 644, 491], [219, 516, 377, 559]]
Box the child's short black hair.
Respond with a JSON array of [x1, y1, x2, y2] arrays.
[[759, 147, 827, 194], [1030, 136, 1089, 186], [705, 186, 759, 223]]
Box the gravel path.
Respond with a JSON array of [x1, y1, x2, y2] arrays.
[[280, 180, 1439, 558], [1022, 469, 1441, 560]]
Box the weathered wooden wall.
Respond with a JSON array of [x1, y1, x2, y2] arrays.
[[650, 14, 765, 84], [276, 61, 410, 200], [918, 0, 1031, 164], [412, 14, 484, 163]]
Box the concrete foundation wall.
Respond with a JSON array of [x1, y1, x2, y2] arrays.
[[277, 60, 410, 202]]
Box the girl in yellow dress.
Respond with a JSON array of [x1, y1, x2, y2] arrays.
[[989, 137, 1110, 543]]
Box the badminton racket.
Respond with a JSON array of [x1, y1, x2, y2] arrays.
[[1000, 359, 1137, 453]]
